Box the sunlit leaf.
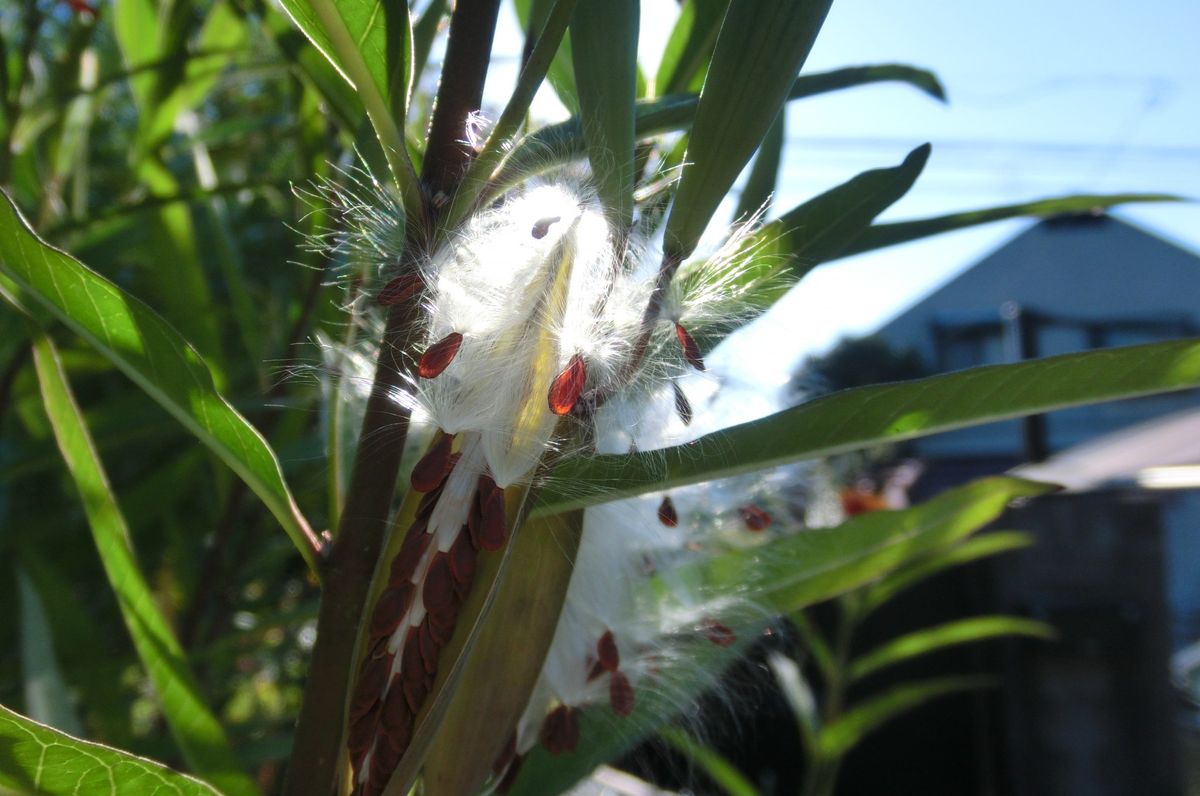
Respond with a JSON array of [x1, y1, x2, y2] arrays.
[[534, 338, 1200, 515], [514, 0, 579, 112], [818, 676, 993, 759], [655, 0, 730, 96], [571, 0, 638, 226], [840, 193, 1183, 258], [277, 0, 421, 215], [848, 615, 1055, 683], [664, 0, 833, 260], [0, 192, 319, 574], [859, 531, 1033, 616], [0, 704, 220, 795], [29, 334, 258, 795]]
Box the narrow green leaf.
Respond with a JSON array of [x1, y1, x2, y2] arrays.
[[411, 0, 447, 81], [571, 0, 639, 227], [489, 62, 940, 199], [0, 704, 220, 796], [16, 567, 82, 736], [277, 0, 421, 217], [659, 727, 759, 796], [265, 11, 366, 132], [514, 0, 579, 112], [859, 531, 1033, 616], [0, 192, 319, 574], [732, 110, 784, 223], [655, 0, 729, 96], [664, 0, 833, 260], [534, 337, 1200, 515], [840, 193, 1184, 258], [848, 616, 1055, 683], [700, 478, 1050, 614], [819, 676, 993, 759], [444, 0, 578, 228], [29, 334, 258, 796]]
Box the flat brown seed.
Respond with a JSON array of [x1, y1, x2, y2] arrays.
[[418, 619, 439, 675], [673, 381, 693, 425], [381, 679, 414, 734], [391, 536, 430, 590], [369, 587, 411, 640], [531, 216, 561, 239], [547, 354, 587, 416], [738, 504, 772, 532], [356, 653, 389, 701], [596, 630, 620, 672], [448, 530, 478, 587], [609, 671, 635, 717], [377, 273, 423, 306], [701, 617, 737, 648], [410, 433, 454, 493], [657, 495, 678, 527], [423, 553, 456, 616], [418, 332, 464, 379], [539, 705, 580, 755], [674, 322, 706, 371], [479, 479, 508, 551]]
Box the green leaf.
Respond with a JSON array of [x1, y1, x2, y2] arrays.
[[655, 0, 730, 96], [489, 62, 940, 199], [664, 0, 833, 260], [411, 0, 447, 81], [848, 615, 1055, 683], [732, 110, 784, 224], [277, 0, 421, 216], [16, 567, 83, 736], [0, 191, 319, 574], [818, 676, 993, 759], [0, 703, 220, 795], [514, 0, 579, 113], [840, 193, 1184, 258], [659, 726, 759, 796], [859, 531, 1033, 617], [571, 0, 638, 227], [700, 478, 1050, 613], [29, 334, 258, 796], [533, 337, 1200, 515]]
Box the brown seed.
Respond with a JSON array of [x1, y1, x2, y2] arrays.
[[381, 679, 413, 735], [423, 553, 456, 616], [478, 477, 508, 552], [672, 381, 693, 425], [418, 332, 463, 379], [701, 617, 736, 647], [403, 670, 430, 714], [737, 505, 772, 532], [370, 740, 401, 794], [674, 322, 706, 371], [466, 497, 483, 550], [547, 354, 587, 416], [410, 433, 454, 493], [586, 659, 606, 682], [347, 699, 381, 759], [356, 653, 389, 701], [377, 273, 423, 306], [348, 684, 380, 725], [596, 630, 620, 672], [418, 619, 440, 675], [416, 485, 442, 521], [657, 495, 678, 528], [391, 527, 431, 586], [370, 587, 412, 640], [609, 670, 635, 717], [539, 705, 580, 755], [448, 530, 478, 589], [427, 601, 457, 645]]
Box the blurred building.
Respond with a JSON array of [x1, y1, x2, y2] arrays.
[[855, 214, 1200, 795]]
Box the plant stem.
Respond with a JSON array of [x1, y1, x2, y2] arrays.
[[283, 2, 501, 791]]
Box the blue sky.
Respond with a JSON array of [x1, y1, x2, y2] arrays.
[[483, 1, 1200, 423]]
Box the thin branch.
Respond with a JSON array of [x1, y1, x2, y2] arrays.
[[283, 1, 502, 792]]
